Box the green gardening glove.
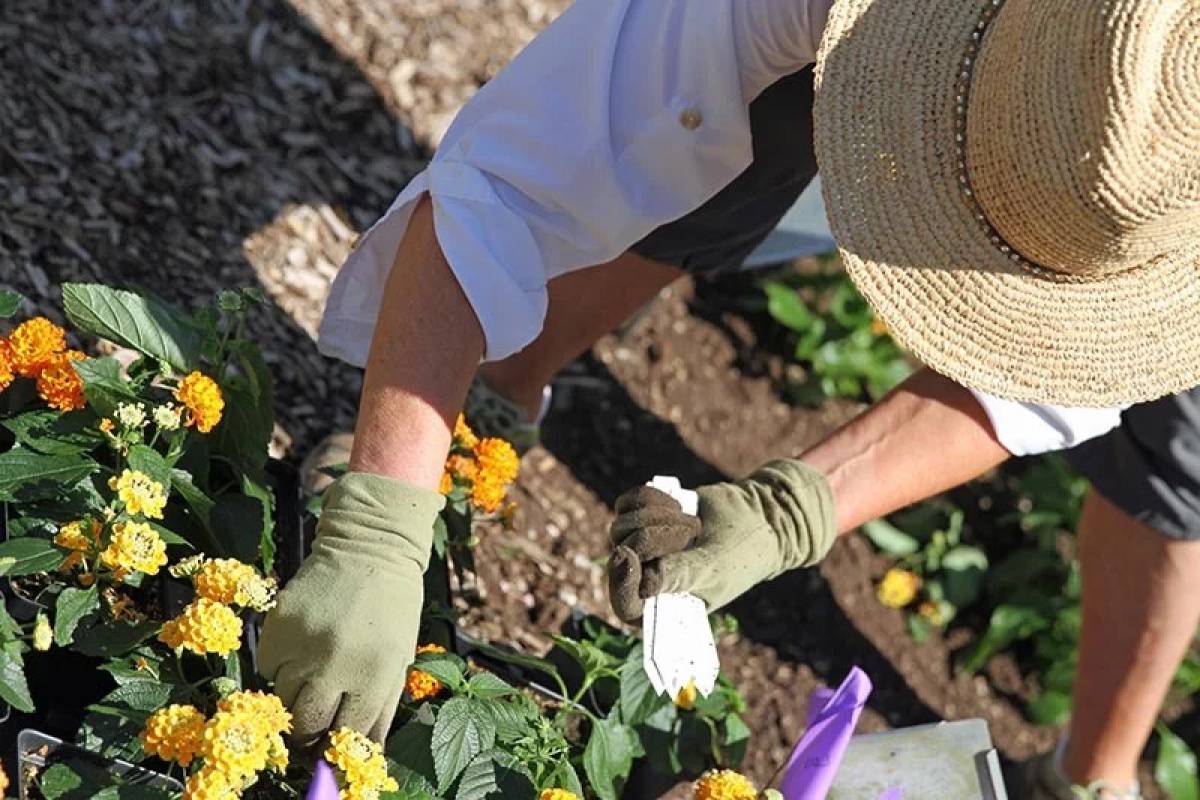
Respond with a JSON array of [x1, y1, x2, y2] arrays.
[[258, 472, 445, 744], [607, 460, 837, 621]]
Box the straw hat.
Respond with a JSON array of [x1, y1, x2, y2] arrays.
[[813, 0, 1200, 406]]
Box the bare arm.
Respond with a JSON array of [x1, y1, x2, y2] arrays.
[[802, 367, 1011, 534], [349, 197, 484, 486]]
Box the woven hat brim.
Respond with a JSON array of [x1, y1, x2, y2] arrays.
[[813, 0, 1200, 407]]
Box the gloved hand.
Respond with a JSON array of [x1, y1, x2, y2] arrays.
[[258, 472, 445, 744], [608, 460, 837, 621]]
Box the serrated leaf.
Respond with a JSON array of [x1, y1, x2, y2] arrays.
[[62, 283, 201, 372], [77, 707, 146, 762], [38, 763, 87, 799], [485, 695, 538, 741], [242, 473, 276, 573], [0, 449, 99, 502], [55, 585, 100, 646], [0, 646, 34, 711], [386, 715, 438, 786], [550, 634, 617, 676], [1156, 724, 1200, 800], [388, 764, 438, 800], [170, 469, 214, 529], [0, 535, 63, 575], [455, 752, 498, 800], [74, 357, 140, 418], [546, 759, 584, 797], [432, 697, 496, 792], [0, 290, 23, 318], [2, 410, 103, 456], [413, 652, 467, 692], [861, 519, 920, 556], [148, 522, 192, 549], [583, 714, 636, 800], [73, 620, 159, 658], [466, 672, 514, 700], [101, 680, 173, 712], [619, 645, 667, 727], [126, 444, 172, 489]]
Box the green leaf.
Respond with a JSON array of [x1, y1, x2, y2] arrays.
[[861, 519, 920, 556], [960, 604, 1052, 673], [386, 710, 438, 786], [0, 290, 23, 318], [546, 760, 584, 797], [455, 752, 498, 800], [148, 523, 193, 549], [763, 281, 816, 333], [1156, 724, 1200, 800], [619, 645, 668, 727], [74, 357, 140, 418], [170, 468, 214, 529], [0, 449, 99, 502], [101, 681, 173, 712], [388, 764, 439, 800], [549, 634, 617, 677], [907, 613, 933, 644], [432, 697, 497, 792], [55, 585, 101, 646], [62, 283, 201, 372], [38, 763, 89, 799], [1025, 690, 1072, 726], [77, 707, 146, 762], [485, 695, 539, 741], [242, 474, 276, 574], [2, 410, 104, 456], [413, 652, 467, 692], [126, 444, 172, 489], [211, 340, 274, 477], [73, 620, 159, 658], [210, 494, 266, 565], [583, 714, 636, 800], [0, 535, 64, 575], [467, 672, 515, 699], [941, 545, 988, 608], [0, 646, 34, 711], [100, 650, 164, 685]]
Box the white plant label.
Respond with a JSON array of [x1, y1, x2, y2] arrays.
[[642, 476, 720, 699]]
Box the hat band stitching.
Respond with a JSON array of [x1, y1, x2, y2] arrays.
[[955, 0, 1156, 285]]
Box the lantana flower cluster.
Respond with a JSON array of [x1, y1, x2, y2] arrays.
[[325, 726, 399, 800], [405, 642, 448, 702], [0, 316, 87, 411], [141, 691, 291, 800], [693, 769, 759, 800], [438, 414, 520, 514], [159, 556, 278, 656]]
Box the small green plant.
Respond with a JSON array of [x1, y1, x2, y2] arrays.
[[761, 265, 911, 404]]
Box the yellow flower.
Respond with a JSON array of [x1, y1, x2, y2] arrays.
[[201, 709, 271, 782], [195, 558, 277, 610], [474, 438, 519, 486], [99, 417, 116, 434], [142, 704, 208, 767], [471, 477, 508, 514], [540, 791, 581, 800], [175, 371, 224, 433], [876, 568, 921, 609], [169, 554, 205, 578], [325, 727, 398, 798], [8, 317, 66, 377], [445, 454, 478, 481], [36, 350, 86, 412], [453, 414, 479, 450], [918, 601, 946, 627], [694, 769, 758, 800], [55, 519, 99, 553], [159, 598, 242, 656], [108, 469, 168, 519], [870, 317, 890, 337], [500, 501, 518, 530], [0, 758, 8, 798], [32, 613, 52, 651], [405, 643, 447, 701], [216, 691, 292, 737], [106, 589, 142, 622], [438, 472, 454, 496], [0, 339, 14, 393], [267, 732, 289, 772], [675, 679, 698, 710], [184, 766, 237, 800], [101, 520, 168, 577]]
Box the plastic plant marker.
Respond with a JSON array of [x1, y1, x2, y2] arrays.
[[305, 758, 339, 800], [780, 666, 873, 800], [641, 476, 720, 698]]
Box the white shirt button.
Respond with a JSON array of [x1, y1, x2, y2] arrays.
[[679, 108, 703, 130]]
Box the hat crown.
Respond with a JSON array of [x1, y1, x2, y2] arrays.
[[967, 0, 1200, 277]]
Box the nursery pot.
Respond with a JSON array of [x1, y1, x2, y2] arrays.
[[14, 729, 181, 800]]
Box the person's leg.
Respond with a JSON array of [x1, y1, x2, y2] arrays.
[[477, 251, 683, 418], [1062, 488, 1200, 788]]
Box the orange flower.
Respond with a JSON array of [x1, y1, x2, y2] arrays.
[[174, 372, 224, 433], [474, 438, 519, 486], [8, 317, 67, 376], [446, 454, 478, 481], [0, 339, 14, 393], [36, 350, 86, 411], [453, 414, 479, 449], [471, 478, 507, 514], [438, 472, 453, 495], [405, 643, 447, 701]]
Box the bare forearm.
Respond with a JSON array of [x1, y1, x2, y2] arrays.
[[349, 197, 485, 487], [801, 368, 1010, 533]]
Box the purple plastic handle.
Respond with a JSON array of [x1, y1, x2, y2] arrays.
[[778, 666, 873, 800], [305, 758, 339, 800]]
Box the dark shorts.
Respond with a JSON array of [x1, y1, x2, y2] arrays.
[[632, 68, 1200, 541]]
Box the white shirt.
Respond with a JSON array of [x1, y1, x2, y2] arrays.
[[318, 0, 1125, 456]]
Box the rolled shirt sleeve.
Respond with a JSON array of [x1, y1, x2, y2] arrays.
[[970, 389, 1127, 457], [318, 0, 828, 365]]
